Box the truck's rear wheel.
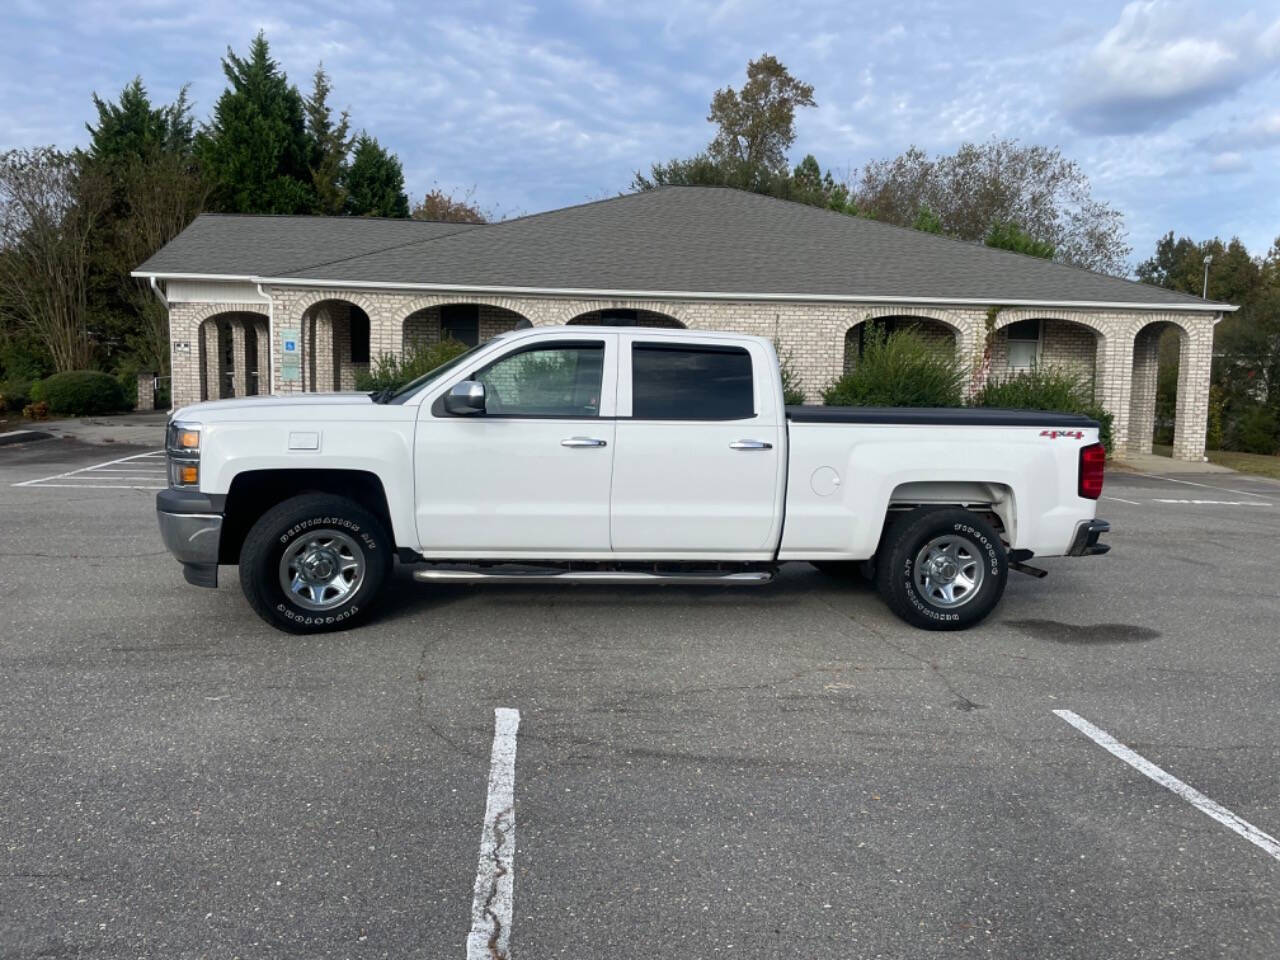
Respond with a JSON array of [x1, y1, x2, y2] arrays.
[[239, 493, 391, 633], [874, 507, 1006, 631]]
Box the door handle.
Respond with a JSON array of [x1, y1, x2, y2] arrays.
[[561, 437, 608, 448], [729, 439, 773, 450]]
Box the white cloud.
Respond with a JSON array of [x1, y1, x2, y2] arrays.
[[1208, 151, 1248, 173], [1066, 0, 1280, 133]]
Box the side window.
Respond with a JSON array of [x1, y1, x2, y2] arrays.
[[631, 344, 754, 420], [473, 342, 604, 417]]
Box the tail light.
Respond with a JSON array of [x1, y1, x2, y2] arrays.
[[1079, 442, 1105, 500]]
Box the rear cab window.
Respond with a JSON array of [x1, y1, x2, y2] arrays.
[[630, 343, 755, 420]]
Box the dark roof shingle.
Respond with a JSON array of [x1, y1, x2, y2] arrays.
[[136, 188, 1226, 309]]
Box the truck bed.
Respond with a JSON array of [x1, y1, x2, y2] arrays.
[[786, 406, 1100, 428]]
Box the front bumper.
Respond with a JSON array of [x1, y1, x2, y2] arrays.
[[1067, 518, 1111, 557], [156, 488, 225, 587]]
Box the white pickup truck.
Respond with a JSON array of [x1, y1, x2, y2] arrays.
[[157, 326, 1109, 632]]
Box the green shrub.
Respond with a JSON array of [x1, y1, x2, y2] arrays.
[[1228, 403, 1279, 455], [355, 339, 470, 393], [0, 378, 34, 414], [29, 370, 130, 416], [822, 326, 965, 408], [971, 366, 1114, 451], [773, 340, 806, 405]]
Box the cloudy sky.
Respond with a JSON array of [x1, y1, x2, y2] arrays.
[[3, 0, 1279, 270]]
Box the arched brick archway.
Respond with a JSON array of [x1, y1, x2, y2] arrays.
[[196, 310, 269, 400], [1128, 316, 1201, 457], [984, 316, 1103, 387], [401, 302, 531, 355], [301, 299, 372, 392], [841, 314, 960, 374]]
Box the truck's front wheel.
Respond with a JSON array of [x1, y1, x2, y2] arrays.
[[874, 507, 1007, 631], [239, 494, 391, 633]]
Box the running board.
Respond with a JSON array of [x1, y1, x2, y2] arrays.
[[412, 568, 774, 586]]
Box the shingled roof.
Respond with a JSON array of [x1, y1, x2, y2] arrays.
[[136, 187, 1227, 310]]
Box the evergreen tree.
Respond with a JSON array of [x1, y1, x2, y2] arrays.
[[345, 134, 408, 217], [305, 65, 352, 216], [86, 77, 195, 164], [199, 31, 315, 214]]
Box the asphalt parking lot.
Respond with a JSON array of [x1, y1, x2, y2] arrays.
[[2, 437, 1277, 959]]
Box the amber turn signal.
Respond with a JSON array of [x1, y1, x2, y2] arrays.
[[180, 465, 199, 485], [179, 430, 200, 449]]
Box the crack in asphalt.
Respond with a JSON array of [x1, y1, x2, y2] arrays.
[[481, 803, 514, 959]]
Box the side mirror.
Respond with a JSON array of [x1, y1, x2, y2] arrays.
[[444, 380, 486, 415]]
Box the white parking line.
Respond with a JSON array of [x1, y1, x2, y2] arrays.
[[12, 449, 167, 490], [1055, 710, 1280, 862], [1130, 471, 1274, 502], [467, 708, 521, 960], [1152, 498, 1271, 507], [1103, 495, 1140, 505]]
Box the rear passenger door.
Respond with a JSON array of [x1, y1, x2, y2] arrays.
[[610, 335, 783, 556]]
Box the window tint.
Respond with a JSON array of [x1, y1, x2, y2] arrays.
[[631, 344, 754, 420], [474, 343, 604, 417], [442, 304, 480, 346]]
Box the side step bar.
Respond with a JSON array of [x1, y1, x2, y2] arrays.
[[412, 568, 774, 586]]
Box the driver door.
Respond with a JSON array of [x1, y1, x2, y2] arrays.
[[414, 333, 618, 557]]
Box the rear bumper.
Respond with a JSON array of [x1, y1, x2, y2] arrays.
[[1067, 518, 1111, 557], [156, 488, 224, 587]]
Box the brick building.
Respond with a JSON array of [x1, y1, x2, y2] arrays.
[[134, 186, 1233, 460]]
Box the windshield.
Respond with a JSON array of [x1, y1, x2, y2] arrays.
[[383, 342, 491, 404]]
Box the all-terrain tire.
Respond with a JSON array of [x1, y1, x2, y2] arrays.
[[239, 493, 391, 633], [874, 507, 1007, 631]]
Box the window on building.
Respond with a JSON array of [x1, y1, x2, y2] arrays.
[[474, 342, 604, 417], [350, 310, 370, 363], [1006, 319, 1042, 372], [631, 343, 754, 420], [442, 304, 480, 346]]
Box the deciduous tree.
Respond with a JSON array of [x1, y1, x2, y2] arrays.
[[853, 139, 1130, 274], [707, 54, 815, 175], [411, 186, 488, 223], [0, 148, 111, 371]]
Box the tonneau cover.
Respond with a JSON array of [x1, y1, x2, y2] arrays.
[[786, 406, 1101, 428]]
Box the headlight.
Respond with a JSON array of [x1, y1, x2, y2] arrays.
[[166, 420, 201, 487]]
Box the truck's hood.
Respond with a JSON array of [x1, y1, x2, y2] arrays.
[[172, 392, 378, 422]]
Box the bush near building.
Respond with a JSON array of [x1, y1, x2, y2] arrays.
[[29, 371, 131, 416], [822, 328, 1115, 451]]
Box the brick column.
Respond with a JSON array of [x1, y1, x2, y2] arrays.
[[371, 303, 400, 363], [253, 322, 269, 396], [1127, 327, 1161, 456], [202, 321, 223, 401], [1171, 324, 1214, 461], [135, 372, 156, 411], [316, 305, 340, 391], [1093, 327, 1135, 452], [230, 317, 249, 398]]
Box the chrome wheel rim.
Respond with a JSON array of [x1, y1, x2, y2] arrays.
[[278, 529, 365, 611], [913, 534, 984, 609]]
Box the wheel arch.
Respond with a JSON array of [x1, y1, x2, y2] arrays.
[[219, 469, 395, 565], [886, 480, 1017, 546]]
